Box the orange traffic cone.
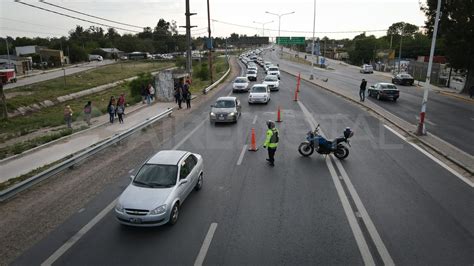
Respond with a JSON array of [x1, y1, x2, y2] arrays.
[[277, 106, 282, 122], [248, 128, 258, 151], [294, 88, 298, 101], [296, 73, 301, 92]]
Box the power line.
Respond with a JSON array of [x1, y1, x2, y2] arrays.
[[39, 0, 144, 29], [0, 17, 70, 31], [0, 26, 64, 37], [14, 0, 141, 33], [212, 19, 389, 34]]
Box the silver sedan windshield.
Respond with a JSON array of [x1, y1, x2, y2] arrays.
[[133, 164, 178, 188]]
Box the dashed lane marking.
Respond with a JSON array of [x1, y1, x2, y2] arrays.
[[252, 115, 258, 124], [237, 145, 248, 166], [194, 223, 218, 266]]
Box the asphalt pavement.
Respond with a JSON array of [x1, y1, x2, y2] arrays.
[[13, 61, 474, 265], [270, 50, 474, 155]]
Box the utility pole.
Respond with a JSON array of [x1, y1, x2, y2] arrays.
[[180, 0, 196, 74], [207, 0, 213, 83], [398, 27, 404, 73], [310, 0, 316, 80], [5, 38, 11, 68], [417, 0, 442, 136]]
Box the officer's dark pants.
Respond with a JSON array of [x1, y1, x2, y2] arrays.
[[268, 147, 277, 164], [359, 89, 366, 101]]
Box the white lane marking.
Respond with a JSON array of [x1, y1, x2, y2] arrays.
[[334, 159, 395, 266], [297, 101, 378, 265], [194, 223, 218, 266], [415, 115, 436, 126], [172, 119, 207, 150], [383, 124, 406, 141], [237, 145, 248, 165], [43, 119, 208, 265], [128, 168, 134, 174], [384, 125, 473, 187], [41, 199, 118, 266], [77, 208, 85, 214], [325, 157, 375, 266], [252, 115, 258, 124]]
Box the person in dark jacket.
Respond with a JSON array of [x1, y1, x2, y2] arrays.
[[141, 85, 147, 104], [107, 96, 116, 123], [182, 83, 191, 109], [359, 79, 367, 101]]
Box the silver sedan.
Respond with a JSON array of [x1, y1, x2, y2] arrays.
[[115, 150, 203, 227]]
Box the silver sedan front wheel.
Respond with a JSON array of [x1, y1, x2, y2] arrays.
[[168, 203, 179, 225]]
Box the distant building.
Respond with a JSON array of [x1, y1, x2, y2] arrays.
[[0, 55, 33, 75], [15, 45, 65, 66]]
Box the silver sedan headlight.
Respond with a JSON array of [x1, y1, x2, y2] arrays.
[[229, 112, 235, 116], [150, 204, 167, 215], [210, 112, 216, 117], [115, 202, 124, 213]]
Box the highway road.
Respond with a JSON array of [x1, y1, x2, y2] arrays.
[[3, 59, 115, 90], [11, 62, 474, 265], [270, 49, 474, 155]]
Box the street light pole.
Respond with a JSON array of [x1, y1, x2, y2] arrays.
[[310, 0, 316, 80], [253, 20, 273, 36], [417, 0, 442, 136], [207, 0, 213, 83], [265, 11, 295, 52]]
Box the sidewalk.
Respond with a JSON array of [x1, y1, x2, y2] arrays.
[[0, 100, 175, 183]]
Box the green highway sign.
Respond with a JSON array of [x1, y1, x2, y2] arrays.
[[276, 36, 305, 45]]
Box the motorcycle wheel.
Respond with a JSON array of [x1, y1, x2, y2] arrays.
[[298, 142, 314, 157], [334, 145, 349, 160]]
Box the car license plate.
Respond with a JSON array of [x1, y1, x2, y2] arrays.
[[129, 218, 142, 223]]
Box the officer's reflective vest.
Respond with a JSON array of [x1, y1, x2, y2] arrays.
[[264, 128, 279, 148]]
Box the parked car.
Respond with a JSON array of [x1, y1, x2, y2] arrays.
[[115, 150, 203, 227], [392, 73, 414, 85], [248, 84, 270, 104], [267, 66, 280, 79], [367, 82, 400, 101], [233, 77, 250, 92], [360, 64, 373, 74], [246, 70, 257, 81], [210, 97, 242, 123], [263, 75, 280, 91], [88, 54, 103, 62]]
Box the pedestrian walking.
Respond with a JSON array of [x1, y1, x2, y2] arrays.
[[263, 120, 279, 167], [107, 96, 116, 124], [63, 105, 73, 128], [176, 84, 183, 109], [116, 104, 124, 124], [117, 93, 126, 113], [83, 101, 92, 126], [141, 85, 147, 104], [146, 84, 151, 105], [182, 82, 191, 109], [174, 81, 179, 104], [148, 83, 155, 102], [469, 85, 474, 99], [359, 79, 367, 101]]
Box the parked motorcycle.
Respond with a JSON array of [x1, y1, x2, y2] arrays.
[[298, 124, 354, 159]]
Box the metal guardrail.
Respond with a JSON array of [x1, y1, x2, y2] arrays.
[[203, 58, 232, 94], [0, 108, 173, 202]]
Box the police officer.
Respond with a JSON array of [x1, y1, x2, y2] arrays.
[[263, 120, 279, 166]]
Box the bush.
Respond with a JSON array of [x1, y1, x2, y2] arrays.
[[194, 63, 209, 81], [129, 73, 153, 98], [175, 56, 186, 69]]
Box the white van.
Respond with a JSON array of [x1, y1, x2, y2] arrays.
[[360, 64, 373, 74], [88, 54, 103, 62]]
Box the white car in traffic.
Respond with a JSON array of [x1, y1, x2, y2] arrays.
[[267, 66, 280, 79], [246, 70, 257, 81], [248, 84, 270, 104], [263, 75, 280, 91], [233, 76, 250, 92]]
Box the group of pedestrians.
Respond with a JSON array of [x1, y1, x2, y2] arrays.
[[107, 93, 126, 124], [141, 83, 156, 105], [174, 79, 192, 109]]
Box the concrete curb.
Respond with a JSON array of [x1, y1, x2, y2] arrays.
[[280, 69, 473, 176]]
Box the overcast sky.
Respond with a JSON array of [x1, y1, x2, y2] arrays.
[[0, 0, 428, 40]]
